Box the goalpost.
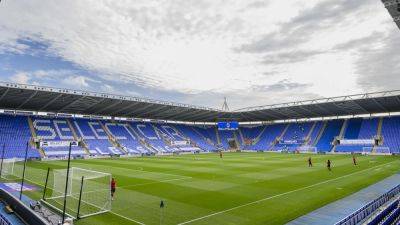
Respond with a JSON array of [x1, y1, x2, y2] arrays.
[[43, 167, 112, 219], [0, 158, 18, 179], [362, 146, 391, 155]]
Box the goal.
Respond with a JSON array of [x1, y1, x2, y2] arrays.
[[44, 167, 112, 219], [0, 158, 16, 179], [297, 146, 317, 153], [363, 146, 391, 155]]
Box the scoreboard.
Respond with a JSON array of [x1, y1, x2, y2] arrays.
[[217, 121, 239, 130]]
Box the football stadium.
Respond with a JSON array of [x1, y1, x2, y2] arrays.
[[0, 0, 399, 225]]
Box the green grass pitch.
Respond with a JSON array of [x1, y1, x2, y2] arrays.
[[16, 152, 400, 225]]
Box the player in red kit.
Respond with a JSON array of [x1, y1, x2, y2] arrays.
[[111, 178, 116, 200]]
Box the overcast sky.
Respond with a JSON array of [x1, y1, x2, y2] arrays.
[[0, 0, 399, 110]]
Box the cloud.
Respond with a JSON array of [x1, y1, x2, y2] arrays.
[[10, 72, 30, 84], [355, 30, 400, 91], [7, 70, 94, 90], [62, 75, 89, 88], [0, 0, 398, 109], [252, 79, 312, 92], [333, 32, 384, 51], [262, 50, 324, 65]]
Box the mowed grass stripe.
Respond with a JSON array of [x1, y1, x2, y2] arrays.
[[177, 159, 399, 225], [16, 153, 400, 225]]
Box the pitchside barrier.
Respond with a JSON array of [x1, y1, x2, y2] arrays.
[[0, 189, 49, 225], [335, 184, 400, 225]]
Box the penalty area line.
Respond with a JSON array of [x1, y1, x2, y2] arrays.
[[110, 211, 146, 225], [177, 160, 398, 225], [121, 177, 193, 188]]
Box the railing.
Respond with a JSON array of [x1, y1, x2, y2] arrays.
[[335, 184, 400, 225], [0, 214, 11, 225]]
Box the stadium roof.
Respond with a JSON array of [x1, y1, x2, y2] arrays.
[[382, 0, 400, 29], [1, 82, 400, 122]]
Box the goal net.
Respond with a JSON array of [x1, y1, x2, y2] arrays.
[[44, 167, 111, 219], [0, 158, 16, 179], [297, 146, 317, 153], [363, 146, 391, 155]]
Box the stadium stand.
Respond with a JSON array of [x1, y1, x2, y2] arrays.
[[381, 117, 400, 154], [103, 122, 146, 154], [0, 113, 400, 157], [72, 118, 123, 155], [335, 118, 379, 153], [174, 124, 213, 151], [0, 115, 40, 159], [273, 122, 313, 151], [32, 117, 86, 157], [316, 120, 344, 152]]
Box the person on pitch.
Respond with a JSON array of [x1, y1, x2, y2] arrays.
[[327, 159, 332, 171], [111, 177, 116, 200], [352, 154, 357, 166], [308, 157, 313, 167]]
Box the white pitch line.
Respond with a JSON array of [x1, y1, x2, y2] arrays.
[[177, 160, 398, 225], [121, 177, 193, 188], [110, 211, 146, 225], [72, 161, 191, 179]]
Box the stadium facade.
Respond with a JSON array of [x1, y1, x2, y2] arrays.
[[0, 82, 399, 159]]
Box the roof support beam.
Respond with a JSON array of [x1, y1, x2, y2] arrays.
[[241, 111, 268, 121], [84, 98, 110, 113], [121, 104, 156, 117], [141, 105, 172, 117], [112, 102, 143, 116], [0, 88, 9, 102], [17, 91, 38, 109], [295, 106, 320, 118], [164, 109, 198, 119], [371, 98, 389, 112], [190, 113, 219, 122], [394, 96, 400, 106], [177, 111, 217, 122], [58, 96, 87, 111], [168, 110, 208, 121], [93, 100, 123, 114], [350, 100, 370, 114], [39, 94, 63, 111]]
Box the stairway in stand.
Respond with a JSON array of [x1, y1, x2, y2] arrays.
[[27, 116, 46, 158]]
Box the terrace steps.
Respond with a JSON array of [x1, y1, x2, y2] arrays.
[[303, 121, 317, 146], [253, 125, 268, 145], [67, 119, 90, 155], [27, 117, 45, 158], [215, 127, 221, 145], [238, 128, 245, 146], [373, 117, 384, 153], [233, 131, 241, 150], [126, 124, 157, 153], [27, 116, 37, 138], [191, 127, 215, 147], [152, 125, 173, 147], [313, 121, 328, 146], [332, 119, 348, 152], [100, 121, 127, 154], [272, 123, 290, 149]]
